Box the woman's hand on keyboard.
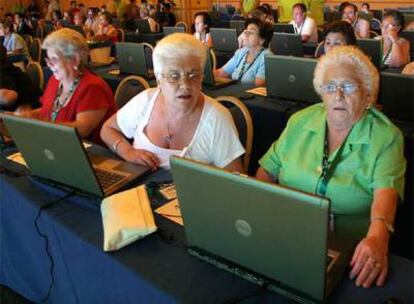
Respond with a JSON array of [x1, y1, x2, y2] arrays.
[[123, 148, 159, 170]]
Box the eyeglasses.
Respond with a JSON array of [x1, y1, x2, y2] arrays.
[[243, 30, 259, 36], [161, 71, 202, 84], [320, 83, 358, 95], [45, 56, 61, 66]]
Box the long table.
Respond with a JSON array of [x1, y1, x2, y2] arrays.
[[0, 152, 413, 303]]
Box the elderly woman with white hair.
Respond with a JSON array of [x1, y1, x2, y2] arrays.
[[101, 33, 244, 171], [25, 28, 116, 145], [256, 46, 406, 288]]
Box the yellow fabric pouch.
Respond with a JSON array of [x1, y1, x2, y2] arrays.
[[101, 185, 157, 251]]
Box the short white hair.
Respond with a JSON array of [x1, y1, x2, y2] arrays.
[[313, 45, 379, 105], [153, 33, 207, 78], [42, 28, 89, 68]]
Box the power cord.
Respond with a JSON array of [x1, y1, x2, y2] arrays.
[[33, 190, 77, 303]]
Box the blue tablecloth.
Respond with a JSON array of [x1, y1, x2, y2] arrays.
[[1, 169, 413, 304]]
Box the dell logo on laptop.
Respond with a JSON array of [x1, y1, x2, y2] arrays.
[[43, 149, 55, 161], [234, 219, 252, 237]]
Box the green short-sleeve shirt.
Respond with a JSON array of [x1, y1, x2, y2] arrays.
[[259, 104, 406, 239]]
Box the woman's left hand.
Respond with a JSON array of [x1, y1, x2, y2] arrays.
[[349, 235, 389, 288]]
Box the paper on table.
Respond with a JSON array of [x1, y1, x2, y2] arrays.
[[245, 87, 267, 96], [6, 152, 27, 167], [155, 199, 183, 226]]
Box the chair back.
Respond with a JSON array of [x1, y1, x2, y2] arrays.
[[26, 61, 44, 91], [175, 21, 188, 32], [114, 76, 150, 109], [314, 41, 325, 58], [117, 28, 125, 42], [23, 34, 33, 51], [29, 38, 42, 63], [209, 48, 217, 70], [141, 42, 154, 70], [215, 96, 253, 173]]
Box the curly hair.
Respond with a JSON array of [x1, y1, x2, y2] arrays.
[[313, 46, 379, 105]]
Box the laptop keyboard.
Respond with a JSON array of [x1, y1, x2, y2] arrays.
[[95, 168, 126, 190]]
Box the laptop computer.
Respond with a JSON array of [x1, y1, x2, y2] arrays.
[[378, 72, 414, 123], [270, 32, 304, 57], [1, 114, 150, 198], [356, 38, 382, 70], [273, 23, 295, 33], [265, 55, 321, 104], [229, 20, 245, 35], [210, 28, 239, 52], [136, 19, 151, 34], [203, 48, 237, 88], [115, 42, 154, 78], [170, 156, 351, 304], [163, 26, 185, 36]]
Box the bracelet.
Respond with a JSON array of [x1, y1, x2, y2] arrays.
[[371, 216, 395, 234], [112, 139, 123, 153]]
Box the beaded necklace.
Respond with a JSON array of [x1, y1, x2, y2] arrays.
[[51, 73, 82, 122]]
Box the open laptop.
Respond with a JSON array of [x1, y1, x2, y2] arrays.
[[265, 55, 321, 104], [115, 42, 154, 78], [273, 23, 295, 33], [210, 28, 239, 53], [135, 19, 151, 33], [170, 156, 351, 304], [1, 114, 150, 198], [378, 72, 414, 124], [229, 20, 245, 35], [270, 32, 304, 57], [356, 38, 382, 70], [163, 26, 185, 36], [203, 48, 237, 88]]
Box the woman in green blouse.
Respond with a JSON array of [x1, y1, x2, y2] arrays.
[[256, 46, 406, 289]]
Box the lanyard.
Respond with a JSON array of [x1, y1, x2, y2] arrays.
[[237, 48, 264, 81], [381, 43, 393, 66], [314, 125, 352, 197]]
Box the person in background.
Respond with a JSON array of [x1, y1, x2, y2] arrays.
[[157, 3, 176, 28], [124, 0, 139, 30], [14, 13, 32, 36], [377, 10, 410, 68], [193, 12, 212, 47], [24, 28, 116, 145], [101, 33, 244, 171], [361, 2, 371, 15], [78, 3, 87, 16], [45, 0, 60, 21], [215, 18, 273, 86], [289, 3, 318, 43], [256, 46, 405, 289], [52, 10, 64, 29], [238, 9, 266, 48], [0, 45, 41, 114], [63, 11, 75, 25], [341, 3, 370, 38], [74, 12, 86, 28], [94, 12, 118, 44], [84, 7, 100, 36], [69, 1, 80, 15], [27, 0, 40, 19], [322, 20, 357, 55], [140, 7, 158, 32], [0, 20, 28, 55]]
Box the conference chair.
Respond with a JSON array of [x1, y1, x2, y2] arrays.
[[114, 75, 150, 109], [215, 96, 253, 173]]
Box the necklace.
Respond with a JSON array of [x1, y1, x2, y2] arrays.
[[237, 48, 264, 81], [51, 73, 82, 122], [163, 117, 186, 144]]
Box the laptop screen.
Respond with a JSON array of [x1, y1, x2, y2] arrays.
[[171, 156, 330, 302]]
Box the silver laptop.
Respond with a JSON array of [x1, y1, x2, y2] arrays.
[[270, 32, 303, 57], [356, 38, 382, 70], [115, 42, 154, 78], [170, 156, 351, 304], [265, 55, 321, 104], [163, 26, 185, 36], [210, 28, 239, 52], [1, 114, 150, 198], [203, 48, 237, 88]]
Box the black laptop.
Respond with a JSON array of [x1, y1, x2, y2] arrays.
[[210, 28, 239, 53], [273, 23, 295, 33], [203, 48, 237, 88], [265, 55, 321, 104], [378, 72, 414, 124], [270, 32, 304, 57], [356, 38, 382, 70], [1, 114, 150, 198], [135, 19, 151, 34], [163, 26, 185, 36], [115, 42, 154, 78]]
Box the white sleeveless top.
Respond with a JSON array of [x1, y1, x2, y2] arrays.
[[117, 88, 245, 170]]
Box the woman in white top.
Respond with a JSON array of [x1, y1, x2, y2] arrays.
[[193, 12, 212, 48], [377, 10, 410, 68], [101, 33, 244, 171]]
